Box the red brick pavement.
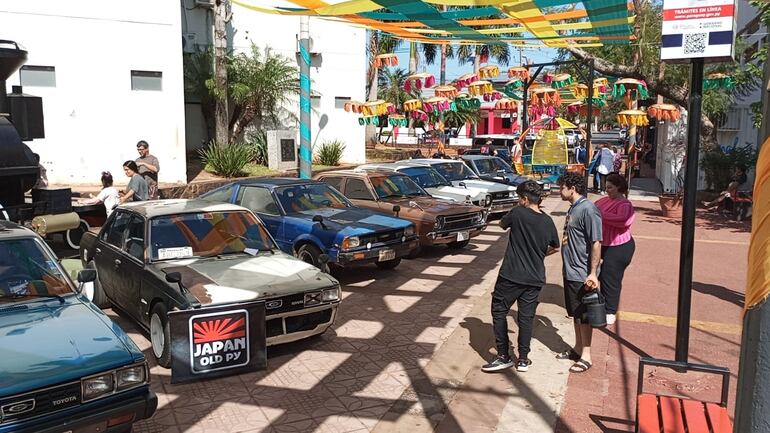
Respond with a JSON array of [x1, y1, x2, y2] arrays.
[[555, 200, 750, 433]]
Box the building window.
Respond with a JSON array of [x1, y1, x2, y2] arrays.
[[19, 66, 56, 87], [131, 70, 162, 91], [311, 95, 321, 109], [334, 96, 351, 109]]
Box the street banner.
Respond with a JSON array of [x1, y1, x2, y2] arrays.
[[661, 0, 735, 62], [169, 302, 266, 383]]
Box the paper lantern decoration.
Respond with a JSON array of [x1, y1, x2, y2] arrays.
[[551, 73, 573, 89], [507, 67, 530, 81], [593, 77, 609, 94], [483, 91, 503, 102], [616, 109, 649, 126], [528, 88, 562, 118], [647, 104, 681, 122], [358, 115, 387, 126], [434, 85, 459, 99], [455, 73, 478, 89], [704, 73, 735, 90], [410, 110, 429, 122], [423, 97, 453, 114], [467, 80, 494, 96], [566, 101, 600, 117], [343, 101, 364, 114], [495, 98, 518, 111], [362, 100, 390, 116], [479, 65, 500, 79], [612, 78, 649, 108], [389, 114, 408, 127], [403, 99, 422, 111], [404, 72, 435, 92], [384, 102, 396, 114], [543, 72, 555, 84], [374, 53, 398, 69], [571, 84, 609, 101], [455, 94, 481, 110], [504, 78, 525, 96]]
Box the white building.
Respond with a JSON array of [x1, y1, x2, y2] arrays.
[[1, 0, 188, 186], [181, 0, 367, 165]]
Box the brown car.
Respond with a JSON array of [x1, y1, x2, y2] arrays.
[[316, 169, 487, 250]]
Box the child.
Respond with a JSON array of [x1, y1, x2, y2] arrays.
[[81, 172, 120, 216]]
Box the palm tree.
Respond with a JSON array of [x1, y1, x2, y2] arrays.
[[443, 105, 482, 136], [456, 44, 511, 74], [378, 68, 415, 109], [366, 31, 402, 145]]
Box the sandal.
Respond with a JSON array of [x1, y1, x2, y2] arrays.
[[569, 359, 592, 373], [556, 350, 581, 361]]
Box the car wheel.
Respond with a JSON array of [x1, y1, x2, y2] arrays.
[[447, 240, 470, 249], [65, 219, 90, 250], [375, 258, 401, 270], [87, 262, 110, 309], [296, 244, 323, 268], [150, 303, 172, 368]]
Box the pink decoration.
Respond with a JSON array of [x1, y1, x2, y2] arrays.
[[404, 81, 412, 93], [415, 79, 422, 90], [425, 75, 435, 88]]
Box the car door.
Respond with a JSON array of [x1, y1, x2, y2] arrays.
[[117, 214, 147, 321], [236, 186, 288, 252], [95, 210, 131, 303], [343, 178, 378, 210]]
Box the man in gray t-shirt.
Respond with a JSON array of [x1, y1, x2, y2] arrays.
[[136, 140, 160, 199], [556, 172, 602, 374]]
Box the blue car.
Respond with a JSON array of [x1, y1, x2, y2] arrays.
[[201, 178, 419, 270], [0, 220, 156, 433]]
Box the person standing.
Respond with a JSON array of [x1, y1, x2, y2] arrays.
[[556, 172, 602, 373], [135, 140, 160, 199], [595, 174, 636, 325], [510, 138, 523, 166], [593, 144, 614, 193], [575, 141, 587, 165], [482, 181, 560, 373], [120, 161, 149, 203]]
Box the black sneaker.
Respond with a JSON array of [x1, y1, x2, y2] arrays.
[[481, 355, 514, 372], [516, 358, 532, 372]]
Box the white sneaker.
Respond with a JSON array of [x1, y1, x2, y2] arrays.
[[606, 314, 616, 325]]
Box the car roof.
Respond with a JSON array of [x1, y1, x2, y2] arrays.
[[320, 169, 406, 179], [232, 177, 320, 188], [0, 220, 36, 239], [474, 134, 516, 139], [118, 199, 251, 218], [358, 162, 425, 171], [406, 158, 463, 165], [461, 154, 500, 160]]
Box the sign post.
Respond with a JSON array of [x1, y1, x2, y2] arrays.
[[660, 0, 735, 362]]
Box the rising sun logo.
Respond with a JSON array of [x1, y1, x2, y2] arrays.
[[192, 317, 246, 344]]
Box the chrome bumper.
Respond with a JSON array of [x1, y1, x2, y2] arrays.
[[266, 303, 339, 346]]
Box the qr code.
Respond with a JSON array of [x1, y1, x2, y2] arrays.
[[684, 33, 707, 54]]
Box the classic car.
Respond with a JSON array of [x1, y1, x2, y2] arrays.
[[401, 159, 519, 215], [316, 169, 487, 250], [79, 200, 341, 368], [0, 220, 156, 433], [357, 162, 489, 206], [460, 155, 552, 195], [199, 178, 419, 270]]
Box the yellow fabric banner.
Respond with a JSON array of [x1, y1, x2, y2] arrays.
[[746, 136, 770, 312]]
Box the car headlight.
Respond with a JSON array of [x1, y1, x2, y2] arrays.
[[322, 287, 340, 302], [434, 217, 444, 230], [82, 373, 115, 402], [404, 226, 415, 237], [464, 195, 472, 204], [472, 212, 483, 224], [484, 194, 493, 207], [509, 191, 516, 198], [342, 236, 360, 250], [116, 365, 147, 391], [542, 183, 551, 192]]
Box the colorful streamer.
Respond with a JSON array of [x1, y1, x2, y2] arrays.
[[704, 73, 735, 91], [479, 65, 500, 79], [374, 53, 398, 69], [647, 104, 680, 122], [616, 109, 649, 126]]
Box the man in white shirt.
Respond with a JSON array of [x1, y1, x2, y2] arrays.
[[594, 144, 615, 193]]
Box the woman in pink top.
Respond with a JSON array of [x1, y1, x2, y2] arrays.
[[595, 173, 636, 325]]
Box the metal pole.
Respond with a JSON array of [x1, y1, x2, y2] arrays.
[[298, 16, 312, 179], [585, 60, 595, 185], [674, 58, 704, 363]]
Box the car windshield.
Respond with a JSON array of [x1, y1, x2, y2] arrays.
[[431, 162, 479, 181], [370, 175, 427, 198], [150, 211, 275, 260], [474, 158, 514, 175], [400, 167, 451, 188], [0, 238, 74, 303], [275, 183, 351, 214]]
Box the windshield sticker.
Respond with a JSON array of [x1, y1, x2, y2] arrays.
[[9, 280, 28, 295], [158, 246, 194, 260], [197, 213, 214, 220], [45, 260, 58, 271]]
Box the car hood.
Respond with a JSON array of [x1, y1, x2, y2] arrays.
[[155, 253, 338, 306], [453, 179, 516, 192], [386, 196, 483, 218], [295, 207, 412, 236], [0, 298, 138, 397], [425, 185, 485, 201]]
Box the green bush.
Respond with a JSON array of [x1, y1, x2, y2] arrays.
[[198, 141, 252, 177], [701, 145, 756, 191], [246, 130, 269, 166], [315, 140, 346, 166]]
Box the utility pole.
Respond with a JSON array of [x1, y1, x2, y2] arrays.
[[298, 16, 312, 179], [213, 0, 229, 146]]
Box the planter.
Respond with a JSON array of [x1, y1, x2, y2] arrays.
[[658, 193, 683, 218]]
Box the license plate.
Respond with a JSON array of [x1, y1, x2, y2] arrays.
[[457, 231, 469, 241], [378, 249, 396, 261]]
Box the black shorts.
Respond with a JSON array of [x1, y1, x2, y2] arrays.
[[564, 279, 588, 323]]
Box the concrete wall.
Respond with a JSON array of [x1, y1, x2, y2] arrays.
[[1, 0, 187, 186], [181, 0, 367, 164]]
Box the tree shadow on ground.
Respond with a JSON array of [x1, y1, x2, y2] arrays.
[[588, 414, 635, 433], [636, 207, 751, 234]]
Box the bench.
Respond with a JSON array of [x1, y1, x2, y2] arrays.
[[636, 357, 732, 433]]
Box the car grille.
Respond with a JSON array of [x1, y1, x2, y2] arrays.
[[266, 309, 333, 338], [360, 229, 403, 245], [491, 191, 512, 201], [0, 382, 81, 424], [441, 212, 479, 231]]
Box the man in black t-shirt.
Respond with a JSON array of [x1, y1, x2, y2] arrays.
[[482, 181, 560, 373]]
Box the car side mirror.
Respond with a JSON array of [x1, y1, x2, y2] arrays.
[[165, 272, 182, 284], [458, 181, 467, 188], [77, 269, 96, 283], [312, 214, 328, 230], [392, 205, 401, 217]]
